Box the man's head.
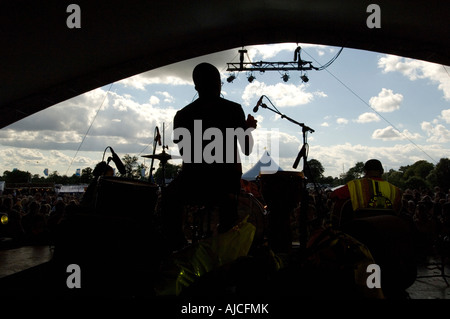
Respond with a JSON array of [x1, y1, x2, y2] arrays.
[[93, 161, 114, 177], [193, 63, 221, 97], [363, 159, 384, 178]]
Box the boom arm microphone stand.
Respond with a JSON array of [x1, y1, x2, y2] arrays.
[[256, 97, 314, 171], [261, 100, 328, 244], [255, 96, 315, 251]]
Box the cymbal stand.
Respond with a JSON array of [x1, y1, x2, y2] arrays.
[[159, 123, 169, 187], [149, 126, 160, 183]]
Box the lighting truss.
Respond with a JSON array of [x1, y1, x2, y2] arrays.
[[225, 46, 344, 82], [226, 46, 319, 73], [226, 60, 318, 72]]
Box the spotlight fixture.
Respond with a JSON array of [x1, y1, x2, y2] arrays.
[[227, 75, 236, 83], [282, 73, 290, 82], [247, 74, 255, 83], [300, 75, 309, 83]]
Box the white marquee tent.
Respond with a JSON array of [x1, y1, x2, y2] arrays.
[[241, 151, 283, 181]]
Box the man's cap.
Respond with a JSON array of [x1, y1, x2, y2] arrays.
[[363, 159, 383, 172]]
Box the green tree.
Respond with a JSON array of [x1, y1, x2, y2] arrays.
[[383, 169, 405, 189], [428, 158, 450, 191], [46, 171, 61, 183], [154, 162, 181, 185], [68, 174, 81, 184], [404, 176, 428, 190], [2, 169, 31, 183], [342, 162, 365, 184], [121, 154, 139, 179], [305, 158, 324, 182], [80, 167, 93, 184], [404, 160, 434, 180], [120, 154, 150, 179]]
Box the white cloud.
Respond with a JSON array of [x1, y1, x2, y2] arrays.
[[421, 121, 450, 143], [372, 126, 421, 141], [241, 81, 326, 107], [156, 91, 174, 103], [245, 43, 331, 61], [0, 88, 178, 154], [336, 118, 348, 125], [355, 112, 380, 123], [440, 109, 450, 123], [320, 122, 329, 127], [118, 74, 191, 90], [378, 55, 450, 101], [369, 88, 403, 112], [247, 43, 298, 60], [149, 96, 160, 105]]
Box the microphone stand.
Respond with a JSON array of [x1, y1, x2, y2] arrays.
[[149, 126, 159, 183], [258, 100, 314, 171], [257, 97, 315, 252]]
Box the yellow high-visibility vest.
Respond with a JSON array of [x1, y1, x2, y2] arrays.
[[347, 178, 400, 211]]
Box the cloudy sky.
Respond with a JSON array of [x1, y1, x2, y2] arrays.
[[1, 42, 449, 179]]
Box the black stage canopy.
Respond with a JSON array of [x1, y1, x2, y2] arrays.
[[1, 0, 449, 129]]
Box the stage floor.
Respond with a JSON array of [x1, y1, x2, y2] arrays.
[[0, 244, 449, 299]]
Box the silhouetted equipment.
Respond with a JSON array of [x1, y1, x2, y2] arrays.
[[109, 147, 126, 175], [259, 171, 305, 253], [143, 151, 181, 187], [95, 176, 159, 219], [145, 123, 180, 186], [253, 95, 264, 113], [142, 152, 181, 162]]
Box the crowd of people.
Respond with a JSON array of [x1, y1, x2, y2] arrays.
[[2, 171, 449, 266], [0, 191, 82, 247], [303, 182, 450, 262]]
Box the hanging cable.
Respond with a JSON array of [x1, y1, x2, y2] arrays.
[[443, 65, 450, 77], [314, 47, 344, 71]]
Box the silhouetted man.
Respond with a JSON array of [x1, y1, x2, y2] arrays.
[[162, 62, 257, 250]]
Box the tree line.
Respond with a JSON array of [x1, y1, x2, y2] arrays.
[[306, 157, 450, 191], [1, 155, 449, 192]]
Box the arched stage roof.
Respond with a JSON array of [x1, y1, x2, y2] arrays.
[[1, 0, 449, 129]]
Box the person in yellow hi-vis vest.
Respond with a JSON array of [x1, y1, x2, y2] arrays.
[[331, 159, 403, 225], [330, 160, 416, 299]]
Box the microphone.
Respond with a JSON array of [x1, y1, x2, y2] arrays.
[[155, 126, 162, 146], [253, 96, 264, 113], [293, 145, 306, 170], [110, 147, 126, 175]]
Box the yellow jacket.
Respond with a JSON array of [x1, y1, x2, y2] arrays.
[[347, 178, 402, 212]]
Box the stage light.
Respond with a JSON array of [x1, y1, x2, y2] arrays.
[[227, 75, 236, 83], [301, 75, 309, 83], [282, 73, 290, 82], [247, 74, 255, 83]]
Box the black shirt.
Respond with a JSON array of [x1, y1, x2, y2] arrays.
[[173, 96, 250, 194]]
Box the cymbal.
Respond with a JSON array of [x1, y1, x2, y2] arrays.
[[142, 152, 181, 161]]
